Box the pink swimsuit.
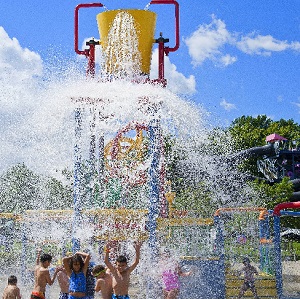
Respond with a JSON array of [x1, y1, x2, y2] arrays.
[[162, 269, 180, 291]]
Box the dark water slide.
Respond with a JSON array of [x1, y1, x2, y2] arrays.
[[230, 143, 300, 201], [230, 143, 276, 160]]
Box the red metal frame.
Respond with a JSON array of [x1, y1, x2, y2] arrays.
[[74, 1, 180, 81], [150, 0, 180, 84], [150, 0, 180, 53], [75, 3, 104, 77]]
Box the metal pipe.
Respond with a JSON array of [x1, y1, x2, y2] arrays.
[[74, 3, 104, 56], [150, 0, 180, 53], [273, 201, 300, 216], [214, 207, 268, 220], [72, 107, 83, 253], [147, 119, 161, 299], [273, 215, 282, 298]]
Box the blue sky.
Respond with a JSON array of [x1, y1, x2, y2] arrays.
[[1, 0, 300, 124], [0, 0, 300, 174]]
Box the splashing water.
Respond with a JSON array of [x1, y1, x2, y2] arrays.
[[0, 69, 261, 298], [144, 3, 151, 10], [0, 10, 267, 299]]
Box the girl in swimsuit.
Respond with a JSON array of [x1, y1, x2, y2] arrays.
[[63, 252, 91, 299], [160, 249, 192, 299]]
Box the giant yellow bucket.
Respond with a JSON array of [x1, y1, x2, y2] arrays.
[[96, 9, 157, 76]]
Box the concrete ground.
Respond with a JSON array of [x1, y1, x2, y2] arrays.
[[282, 261, 300, 298]]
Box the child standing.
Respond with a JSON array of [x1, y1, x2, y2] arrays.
[[104, 241, 142, 299], [31, 248, 61, 299], [237, 257, 259, 299], [2, 275, 22, 299], [92, 265, 112, 299], [160, 249, 192, 299], [57, 267, 69, 299], [63, 251, 91, 299]]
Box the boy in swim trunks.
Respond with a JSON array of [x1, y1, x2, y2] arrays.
[[237, 257, 259, 299], [92, 265, 112, 299], [31, 248, 61, 299], [104, 241, 142, 299]]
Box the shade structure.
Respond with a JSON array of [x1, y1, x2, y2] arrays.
[[266, 133, 287, 143]]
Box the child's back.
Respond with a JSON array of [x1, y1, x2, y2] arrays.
[[93, 265, 112, 299], [2, 276, 21, 299], [2, 285, 21, 299]]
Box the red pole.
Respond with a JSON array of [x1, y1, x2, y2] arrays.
[[86, 39, 99, 78], [158, 34, 165, 80], [74, 3, 104, 77]]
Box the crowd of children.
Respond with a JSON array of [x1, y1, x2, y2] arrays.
[[1, 241, 143, 299], [1, 245, 261, 299]]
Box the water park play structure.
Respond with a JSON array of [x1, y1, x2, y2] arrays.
[[1, 1, 300, 299]]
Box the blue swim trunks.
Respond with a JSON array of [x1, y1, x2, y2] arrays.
[[59, 293, 69, 299], [112, 295, 129, 299]]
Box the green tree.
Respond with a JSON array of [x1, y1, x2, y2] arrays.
[[0, 164, 72, 213], [41, 177, 73, 210], [250, 177, 299, 228], [229, 115, 273, 151], [229, 115, 300, 152], [228, 115, 300, 176], [0, 163, 41, 213]]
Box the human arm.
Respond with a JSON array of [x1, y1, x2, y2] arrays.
[[16, 287, 22, 299], [62, 255, 73, 277], [252, 265, 259, 276], [128, 241, 142, 273], [178, 265, 192, 277], [104, 242, 116, 274], [75, 251, 91, 276], [45, 266, 62, 286]]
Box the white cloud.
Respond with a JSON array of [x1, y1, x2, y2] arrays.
[[150, 49, 196, 95], [0, 27, 43, 112], [0, 27, 42, 80], [293, 98, 300, 113], [220, 98, 236, 111], [184, 16, 300, 66], [236, 34, 289, 55], [277, 95, 284, 103], [290, 41, 300, 51], [220, 54, 237, 66], [183, 15, 234, 67]]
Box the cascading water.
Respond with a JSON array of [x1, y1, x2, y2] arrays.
[[104, 11, 142, 78]]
